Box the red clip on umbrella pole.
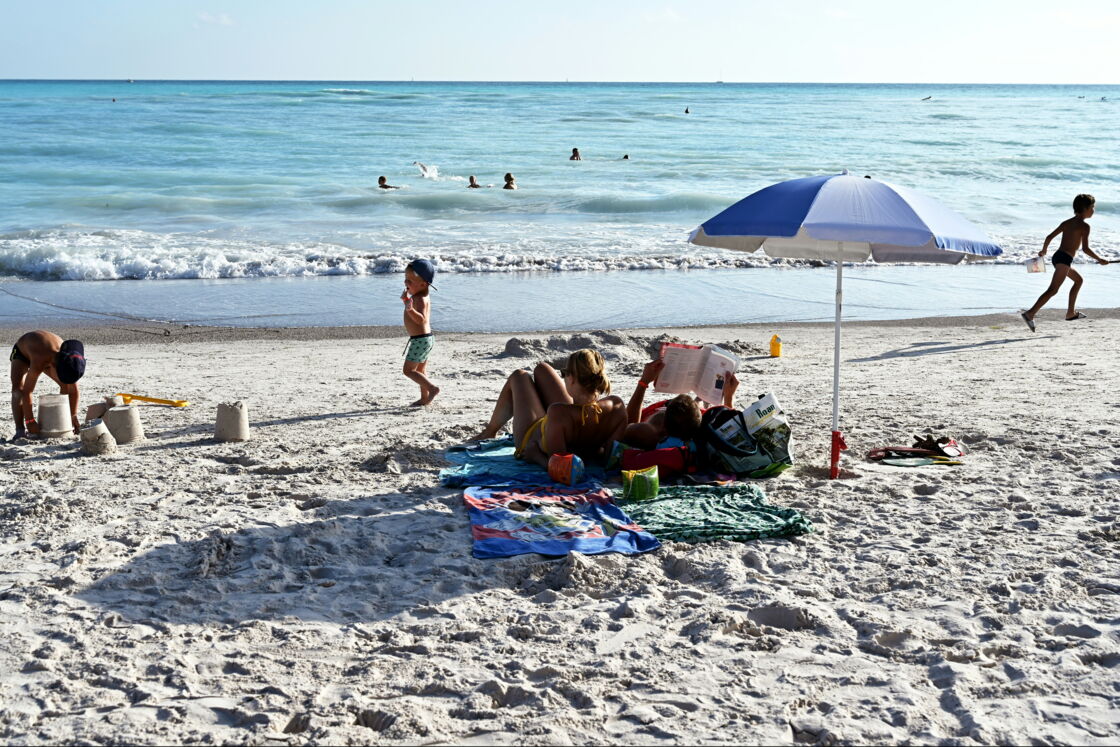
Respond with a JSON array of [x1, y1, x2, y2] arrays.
[[829, 430, 848, 479]]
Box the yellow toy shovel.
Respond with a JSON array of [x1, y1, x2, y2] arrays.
[[116, 393, 190, 408]]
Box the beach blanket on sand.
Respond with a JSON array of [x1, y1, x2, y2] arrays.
[[464, 485, 661, 559], [622, 485, 813, 544], [442, 437, 605, 488]]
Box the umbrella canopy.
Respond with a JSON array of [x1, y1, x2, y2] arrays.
[[690, 172, 1003, 262], [689, 172, 1002, 477]]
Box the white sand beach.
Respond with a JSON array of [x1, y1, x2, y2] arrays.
[[2, 312, 1119, 744]]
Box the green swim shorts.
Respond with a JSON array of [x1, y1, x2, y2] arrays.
[[404, 333, 434, 363]]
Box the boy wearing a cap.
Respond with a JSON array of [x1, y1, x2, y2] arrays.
[[401, 260, 440, 406], [9, 330, 86, 438]]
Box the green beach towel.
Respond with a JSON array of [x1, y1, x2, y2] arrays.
[[622, 484, 813, 544]]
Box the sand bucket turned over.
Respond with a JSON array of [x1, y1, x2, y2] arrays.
[[215, 401, 251, 442], [37, 393, 73, 438], [103, 405, 145, 445], [80, 418, 118, 456], [85, 401, 109, 422]]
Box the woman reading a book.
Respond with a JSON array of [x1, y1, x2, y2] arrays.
[[471, 349, 627, 468]]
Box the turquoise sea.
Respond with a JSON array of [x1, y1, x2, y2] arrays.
[[1, 80, 1117, 330]]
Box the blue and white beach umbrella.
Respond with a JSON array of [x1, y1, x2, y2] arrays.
[[689, 171, 1003, 477]]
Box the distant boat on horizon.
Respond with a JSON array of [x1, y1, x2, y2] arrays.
[[127, 79, 134, 83]]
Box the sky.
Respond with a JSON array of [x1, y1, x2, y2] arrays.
[[2, 0, 1118, 84]]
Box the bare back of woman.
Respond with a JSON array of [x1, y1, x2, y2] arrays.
[[473, 349, 626, 469]]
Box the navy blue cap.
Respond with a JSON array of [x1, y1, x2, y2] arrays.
[[406, 259, 437, 289], [56, 339, 85, 384]]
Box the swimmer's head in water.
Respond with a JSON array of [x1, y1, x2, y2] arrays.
[[664, 394, 702, 440], [378, 176, 387, 185], [1073, 193, 1095, 216], [504, 173, 514, 182], [565, 349, 610, 396]]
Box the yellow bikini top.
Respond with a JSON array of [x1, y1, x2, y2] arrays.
[[578, 401, 603, 425]]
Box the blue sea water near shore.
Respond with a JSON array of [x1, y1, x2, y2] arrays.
[[1, 80, 1117, 330]]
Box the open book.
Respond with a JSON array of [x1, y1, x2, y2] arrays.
[[653, 343, 740, 405]]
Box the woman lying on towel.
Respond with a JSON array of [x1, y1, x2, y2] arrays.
[[472, 349, 627, 468]]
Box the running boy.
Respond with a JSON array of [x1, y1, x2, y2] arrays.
[[401, 259, 440, 406], [1021, 194, 1110, 331]]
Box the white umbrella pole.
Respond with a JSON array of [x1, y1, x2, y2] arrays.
[[829, 247, 847, 479]]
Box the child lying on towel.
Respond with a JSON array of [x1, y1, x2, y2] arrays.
[[622, 359, 739, 449]]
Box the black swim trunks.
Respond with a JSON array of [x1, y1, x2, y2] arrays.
[[1052, 250, 1075, 267], [9, 344, 29, 365]]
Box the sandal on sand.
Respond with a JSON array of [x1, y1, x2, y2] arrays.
[[1020, 311, 1036, 332], [1066, 312, 1088, 321]]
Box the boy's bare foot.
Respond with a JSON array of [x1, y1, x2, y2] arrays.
[[409, 397, 425, 407], [1020, 311, 1036, 333], [1066, 311, 1087, 320], [417, 385, 441, 406]]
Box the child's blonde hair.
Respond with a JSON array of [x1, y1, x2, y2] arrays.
[[566, 349, 610, 395]]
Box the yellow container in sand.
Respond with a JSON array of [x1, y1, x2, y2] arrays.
[[769, 334, 782, 357]]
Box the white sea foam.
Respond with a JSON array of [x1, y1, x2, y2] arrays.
[[0, 226, 1103, 282]]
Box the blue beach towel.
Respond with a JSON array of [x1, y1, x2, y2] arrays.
[[464, 484, 660, 559], [442, 437, 605, 488]]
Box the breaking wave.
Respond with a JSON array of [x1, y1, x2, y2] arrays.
[[0, 227, 1100, 282]]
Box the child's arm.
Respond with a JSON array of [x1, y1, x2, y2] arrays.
[[626, 359, 663, 423], [1080, 225, 1109, 264], [403, 295, 428, 325], [1039, 223, 1064, 255], [67, 382, 80, 434], [19, 367, 43, 434]]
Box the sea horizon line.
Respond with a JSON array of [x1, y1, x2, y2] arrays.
[[2, 78, 1117, 87]]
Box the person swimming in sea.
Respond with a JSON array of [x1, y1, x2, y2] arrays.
[[378, 176, 399, 190], [570, 148, 581, 161], [467, 175, 483, 188], [503, 173, 517, 190]]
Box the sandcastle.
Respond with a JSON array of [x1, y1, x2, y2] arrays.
[[37, 393, 73, 439], [215, 400, 250, 442], [85, 402, 107, 422], [80, 419, 118, 456], [103, 405, 145, 445]]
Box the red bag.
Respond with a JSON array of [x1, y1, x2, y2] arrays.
[[639, 399, 674, 422], [620, 445, 691, 480]]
